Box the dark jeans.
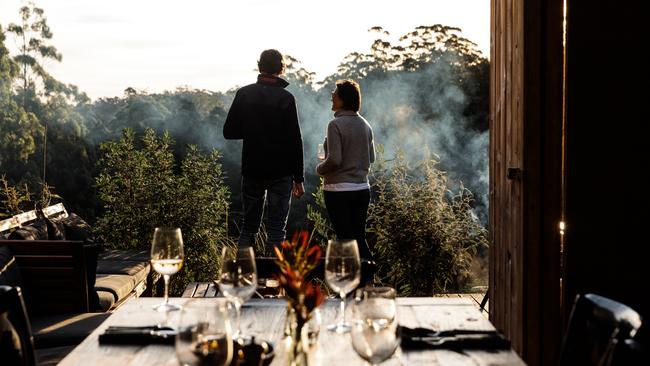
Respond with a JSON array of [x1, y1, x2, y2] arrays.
[[323, 189, 372, 260], [238, 175, 293, 253]]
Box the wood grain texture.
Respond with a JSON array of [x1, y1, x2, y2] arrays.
[[490, 0, 564, 363], [59, 297, 524, 366]]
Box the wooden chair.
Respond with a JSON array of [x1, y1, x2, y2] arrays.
[[0, 240, 90, 315], [560, 293, 642, 366], [0, 285, 37, 366]]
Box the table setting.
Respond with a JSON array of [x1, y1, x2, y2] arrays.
[[57, 228, 522, 366]]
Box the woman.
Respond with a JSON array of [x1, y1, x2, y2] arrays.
[[316, 79, 375, 261]]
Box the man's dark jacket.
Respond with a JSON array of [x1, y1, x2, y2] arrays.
[[223, 74, 304, 183]]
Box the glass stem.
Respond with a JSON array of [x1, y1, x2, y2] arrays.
[[340, 291, 346, 325], [163, 274, 170, 304], [235, 302, 242, 336]]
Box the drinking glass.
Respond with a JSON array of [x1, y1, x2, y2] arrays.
[[325, 239, 361, 333], [354, 287, 397, 326], [176, 299, 233, 366], [317, 143, 326, 160], [151, 227, 184, 312], [351, 287, 400, 365], [218, 246, 257, 339]]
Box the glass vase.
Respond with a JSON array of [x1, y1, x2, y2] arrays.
[[284, 305, 308, 366]]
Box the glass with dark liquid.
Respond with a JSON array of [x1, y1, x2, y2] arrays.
[[176, 300, 233, 366]]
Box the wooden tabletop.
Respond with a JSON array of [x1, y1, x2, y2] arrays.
[[59, 297, 524, 366]]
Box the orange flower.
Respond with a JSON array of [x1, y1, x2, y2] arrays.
[[275, 230, 324, 322], [306, 245, 321, 265]]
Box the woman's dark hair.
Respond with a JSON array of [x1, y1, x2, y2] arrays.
[[257, 49, 285, 75], [335, 79, 361, 112]]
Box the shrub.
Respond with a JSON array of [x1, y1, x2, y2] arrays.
[[95, 128, 231, 295], [305, 177, 335, 250], [368, 149, 488, 296], [1, 175, 59, 219]]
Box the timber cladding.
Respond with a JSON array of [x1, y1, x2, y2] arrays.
[[490, 0, 564, 365]]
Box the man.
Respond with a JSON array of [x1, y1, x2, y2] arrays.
[[223, 49, 304, 254]]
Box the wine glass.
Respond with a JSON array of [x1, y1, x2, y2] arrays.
[[218, 246, 257, 339], [317, 143, 326, 160], [325, 239, 361, 333], [151, 227, 184, 312], [351, 287, 400, 365], [354, 287, 397, 326], [176, 299, 233, 366]]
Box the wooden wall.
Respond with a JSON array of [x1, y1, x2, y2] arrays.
[[490, 0, 564, 364], [490, 0, 525, 353]]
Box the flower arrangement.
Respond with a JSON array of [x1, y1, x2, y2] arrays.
[[275, 232, 324, 364], [275, 231, 325, 325]]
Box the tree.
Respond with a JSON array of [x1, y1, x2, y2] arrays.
[[6, 2, 86, 107], [0, 24, 42, 172], [368, 150, 488, 295], [95, 129, 232, 294]]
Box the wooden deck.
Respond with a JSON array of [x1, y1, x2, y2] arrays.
[[182, 282, 489, 317]]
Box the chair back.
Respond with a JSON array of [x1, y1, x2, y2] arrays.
[[560, 293, 642, 366], [0, 240, 90, 314], [0, 285, 36, 366]]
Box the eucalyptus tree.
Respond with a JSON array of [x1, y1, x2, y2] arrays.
[[0, 24, 41, 172]]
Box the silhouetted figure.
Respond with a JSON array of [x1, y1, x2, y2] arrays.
[[224, 49, 304, 254], [316, 79, 375, 261]]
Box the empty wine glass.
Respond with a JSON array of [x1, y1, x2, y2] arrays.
[[351, 287, 400, 365], [151, 227, 184, 312], [325, 239, 361, 333], [218, 246, 257, 339], [176, 299, 233, 366]]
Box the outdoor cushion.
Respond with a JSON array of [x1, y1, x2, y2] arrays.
[[95, 248, 151, 307], [30, 312, 111, 348], [96, 259, 148, 277], [96, 290, 115, 312], [95, 274, 135, 303], [99, 249, 149, 262], [7, 220, 49, 240], [43, 216, 65, 240], [130, 263, 151, 288], [54, 213, 96, 243]]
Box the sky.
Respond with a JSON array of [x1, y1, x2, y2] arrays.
[[0, 0, 490, 100]]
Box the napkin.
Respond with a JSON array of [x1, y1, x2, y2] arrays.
[[399, 326, 511, 350], [98, 325, 177, 345]]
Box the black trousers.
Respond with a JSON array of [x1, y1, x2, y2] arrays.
[[323, 189, 372, 260]]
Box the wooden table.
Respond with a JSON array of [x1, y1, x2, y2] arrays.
[[59, 297, 525, 366]]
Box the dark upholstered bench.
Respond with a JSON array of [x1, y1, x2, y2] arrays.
[[0, 205, 153, 364]]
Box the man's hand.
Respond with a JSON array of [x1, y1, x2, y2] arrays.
[[292, 182, 305, 198]]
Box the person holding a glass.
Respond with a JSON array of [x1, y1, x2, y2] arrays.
[[316, 79, 376, 263]]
